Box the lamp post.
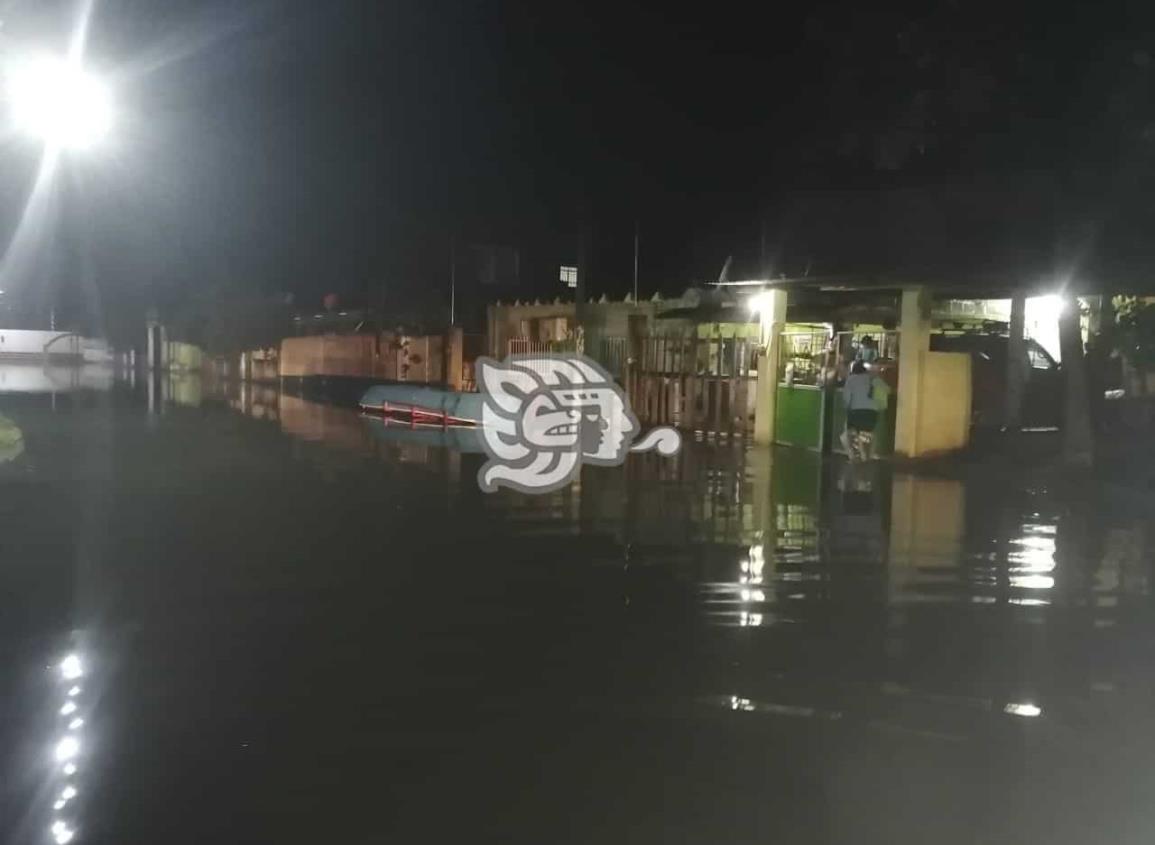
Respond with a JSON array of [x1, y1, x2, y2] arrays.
[[2, 51, 113, 333]]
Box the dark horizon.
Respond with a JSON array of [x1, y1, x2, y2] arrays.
[[1, 1, 1154, 342]]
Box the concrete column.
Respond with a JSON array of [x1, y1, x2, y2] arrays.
[[1059, 300, 1094, 467], [894, 287, 933, 458], [752, 288, 788, 445], [1005, 294, 1027, 430], [146, 322, 158, 371]]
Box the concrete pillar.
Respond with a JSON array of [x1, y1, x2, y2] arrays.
[[146, 322, 158, 371], [445, 327, 464, 390], [1059, 300, 1094, 467], [752, 288, 788, 445], [894, 287, 933, 458], [1005, 294, 1027, 430]]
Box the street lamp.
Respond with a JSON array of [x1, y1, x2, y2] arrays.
[[6, 53, 112, 149], [0, 51, 113, 332]]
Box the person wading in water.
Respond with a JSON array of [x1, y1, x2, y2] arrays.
[[841, 360, 880, 462]]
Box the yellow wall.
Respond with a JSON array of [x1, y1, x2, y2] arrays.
[[914, 351, 972, 455], [167, 342, 204, 373]]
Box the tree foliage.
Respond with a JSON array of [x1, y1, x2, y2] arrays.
[[1113, 296, 1155, 369]]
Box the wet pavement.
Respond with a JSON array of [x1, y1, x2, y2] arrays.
[[2, 369, 1154, 844]]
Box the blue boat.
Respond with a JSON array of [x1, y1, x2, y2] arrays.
[[358, 384, 484, 426]]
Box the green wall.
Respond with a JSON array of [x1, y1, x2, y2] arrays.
[[774, 385, 825, 450]]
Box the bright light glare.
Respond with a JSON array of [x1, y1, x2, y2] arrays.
[[7, 55, 112, 149], [61, 786, 77, 800], [1033, 294, 1067, 320], [63, 763, 77, 776], [60, 654, 83, 680], [67, 686, 81, 697], [51, 820, 75, 844], [54, 736, 80, 762], [1004, 702, 1042, 718], [747, 292, 774, 315], [1010, 574, 1055, 590], [68, 718, 84, 730], [61, 701, 77, 716]]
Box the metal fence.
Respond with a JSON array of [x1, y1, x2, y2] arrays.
[[502, 335, 759, 435], [505, 336, 627, 376], [593, 337, 628, 377], [505, 337, 581, 382], [634, 336, 757, 378], [628, 337, 759, 435]]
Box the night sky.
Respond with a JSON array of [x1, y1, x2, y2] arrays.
[[1, 1, 1154, 341]]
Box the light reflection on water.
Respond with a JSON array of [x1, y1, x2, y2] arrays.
[[47, 647, 88, 844], [209, 385, 1155, 728], [220, 388, 1146, 555], [216, 384, 1151, 618], [3, 375, 1153, 842]]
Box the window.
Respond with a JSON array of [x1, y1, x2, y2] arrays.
[[559, 265, 577, 288], [1028, 343, 1055, 370]]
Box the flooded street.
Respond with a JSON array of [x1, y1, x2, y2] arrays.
[[2, 372, 1154, 844]]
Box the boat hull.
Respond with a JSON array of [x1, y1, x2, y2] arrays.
[[358, 384, 484, 426]]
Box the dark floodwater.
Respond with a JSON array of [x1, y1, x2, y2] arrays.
[[2, 372, 1154, 844]]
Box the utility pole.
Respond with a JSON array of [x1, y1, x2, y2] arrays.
[[1005, 295, 1026, 430], [575, 227, 589, 354], [632, 220, 639, 303], [760, 218, 767, 277], [449, 237, 456, 326]]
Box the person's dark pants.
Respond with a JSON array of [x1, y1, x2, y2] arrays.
[[847, 409, 879, 432]]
